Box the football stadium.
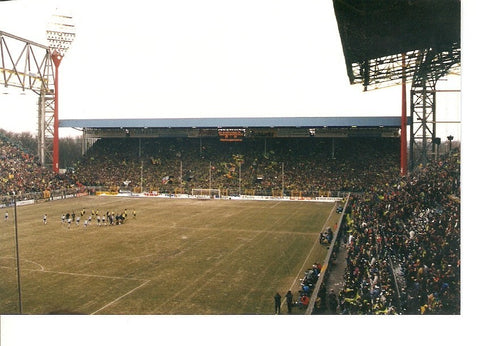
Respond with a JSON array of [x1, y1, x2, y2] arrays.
[[1, 0, 461, 323], [0, 116, 460, 315]]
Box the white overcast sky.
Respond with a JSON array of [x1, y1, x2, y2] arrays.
[[0, 0, 462, 139]]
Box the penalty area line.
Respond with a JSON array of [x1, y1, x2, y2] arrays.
[[90, 279, 151, 315]]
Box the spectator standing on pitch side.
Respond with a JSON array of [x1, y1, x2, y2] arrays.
[[328, 289, 338, 313], [285, 290, 293, 314], [274, 292, 281, 314]]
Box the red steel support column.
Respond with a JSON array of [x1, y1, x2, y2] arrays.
[[400, 54, 407, 176], [52, 51, 63, 173]]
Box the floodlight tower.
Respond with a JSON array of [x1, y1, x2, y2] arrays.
[[46, 12, 75, 173]]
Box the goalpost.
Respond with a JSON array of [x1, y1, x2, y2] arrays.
[[191, 188, 221, 199]]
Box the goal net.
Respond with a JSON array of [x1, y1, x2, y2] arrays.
[[191, 188, 221, 199]]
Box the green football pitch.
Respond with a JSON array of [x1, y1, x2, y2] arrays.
[[0, 196, 340, 315]]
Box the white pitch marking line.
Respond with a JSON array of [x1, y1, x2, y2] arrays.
[[16, 267, 145, 282], [90, 279, 151, 315], [0, 256, 45, 271]]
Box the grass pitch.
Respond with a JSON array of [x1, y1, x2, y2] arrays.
[[0, 196, 339, 315]]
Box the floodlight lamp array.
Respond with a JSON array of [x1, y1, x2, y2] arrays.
[[46, 13, 75, 56]]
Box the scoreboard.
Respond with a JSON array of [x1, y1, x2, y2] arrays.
[[218, 129, 245, 142]]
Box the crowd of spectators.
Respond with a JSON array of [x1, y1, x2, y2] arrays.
[[4, 134, 401, 199], [69, 136, 400, 196], [337, 150, 460, 314], [0, 135, 73, 200]]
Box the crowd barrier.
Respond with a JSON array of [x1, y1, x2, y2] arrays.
[[0, 188, 83, 208], [95, 191, 345, 203], [305, 193, 350, 315]]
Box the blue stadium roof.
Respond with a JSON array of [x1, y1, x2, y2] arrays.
[[60, 116, 402, 129]]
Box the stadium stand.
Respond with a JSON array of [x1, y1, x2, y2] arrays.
[[69, 136, 400, 196], [337, 150, 460, 314], [0, 134, 74, 199]]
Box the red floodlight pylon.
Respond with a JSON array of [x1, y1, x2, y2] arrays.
[[47, 11, 75, 173], [400, 54, 407, 176], [51, 50, 62, 173]]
